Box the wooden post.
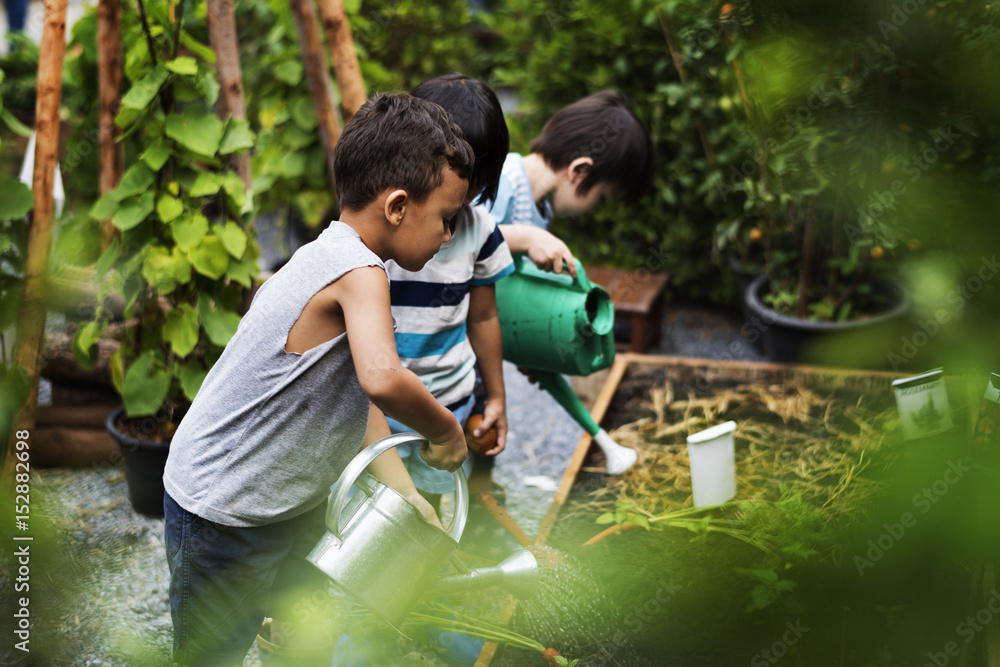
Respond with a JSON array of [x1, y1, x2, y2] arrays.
[[207, 0, 252, 192], [315, 0, 366, 123], [98, 0, 123, 252], [2, 0, 69, 481], [289, 0, 341, 195]]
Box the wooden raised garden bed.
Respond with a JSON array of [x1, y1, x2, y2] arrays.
[[477, 353, 992, 667]]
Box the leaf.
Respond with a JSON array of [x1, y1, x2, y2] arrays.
[[219, 119, 255, 155], [163, 303, 199, 357], [188, 234, 229, 280], [179, 30, 216, 64], [1, 108, 32, 138], [122, 350, 172, 417], [750, 585, 777, 610], [113, 163, 156, 201], [117, 65, 169, 125], [110, 346, 125, 397], [291, 96, 318, 131], [165, 106, 225, 157], [165, 56, 198, 75], [95, 237, 121, 279], [172, 212, 209, 251], [219, 171, 246, 210], [216, 221, 248, 259], [112, 191, 155, 231], [198, 292, 242, 347], [178, 360, 208, 402], [141, 139, 172, 171], [72, 320, 106, 371], [274, 60, 303, 86], [279, 151, 306, 178], [0, 290, 22, 333], [595, 512, 616, 525], [156, 194, 184, 223], [0, 177, 33, 219], [749, 568, 779, 584], [141, 245, 191, 294], [188, 172, 221, 197], [226, 254, 256, 288], [0, 364, 30, 418]]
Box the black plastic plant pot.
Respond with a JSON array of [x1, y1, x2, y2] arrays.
[[743, 274, 912, 369], [106, 407, 170, 518]]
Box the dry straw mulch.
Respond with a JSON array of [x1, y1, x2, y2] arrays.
[[570, 378, 902, 530]]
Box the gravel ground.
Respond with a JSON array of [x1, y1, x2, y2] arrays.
[[0, 303, 761, 666]]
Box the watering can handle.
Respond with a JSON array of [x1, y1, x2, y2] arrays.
[[328, 433, 468, 543], [511, 253, 589, 293]]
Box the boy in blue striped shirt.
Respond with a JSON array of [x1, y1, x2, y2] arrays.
[[385, 73, 514, 501]]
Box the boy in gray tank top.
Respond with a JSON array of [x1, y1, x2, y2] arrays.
[[163, 93, 474, 667]]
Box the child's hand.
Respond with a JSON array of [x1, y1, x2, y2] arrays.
[[470, 402, 507, 457], [405, 491, 444, 530], [527, 230, 577, 278], [420, 423, 468, 472]]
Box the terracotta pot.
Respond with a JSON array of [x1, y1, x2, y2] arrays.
[[105, 407, 169, 518], [743, 274, 912, 368]]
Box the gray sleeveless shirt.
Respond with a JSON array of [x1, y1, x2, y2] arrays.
[[164, 222, 383, 527]]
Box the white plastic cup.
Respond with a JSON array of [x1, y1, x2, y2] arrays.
[[686, 421, 737, 508]]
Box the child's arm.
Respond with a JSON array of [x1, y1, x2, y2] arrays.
[[466, 285, 507, 456], [499, 225, 577, 277], [337, 267, 467, 471], [361, 403, 443, 529]]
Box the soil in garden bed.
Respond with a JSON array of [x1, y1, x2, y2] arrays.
[[491, 365, 985, 666]]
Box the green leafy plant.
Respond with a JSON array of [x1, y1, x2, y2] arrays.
[[721, 0, 1000, 321], [486, 0, 749, 304], [235, 0, 334, 233], [0, 65, 34, 440], [73, 0, 259, 433]]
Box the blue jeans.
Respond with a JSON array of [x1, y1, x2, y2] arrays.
[[164, 493, 328, 666]]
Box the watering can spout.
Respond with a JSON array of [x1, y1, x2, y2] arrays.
[[424, 549, 539, 600]]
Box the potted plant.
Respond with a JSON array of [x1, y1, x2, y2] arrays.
[[718, 2, 952, 368], [74, 2, 259, 516]]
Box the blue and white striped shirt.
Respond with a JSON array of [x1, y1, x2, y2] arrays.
[[386, 205, 514, 407]]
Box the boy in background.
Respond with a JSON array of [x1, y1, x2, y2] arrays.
[[385, 72, 513, 502], [488, 90, 655, 277], [162, 93, 472, 667]]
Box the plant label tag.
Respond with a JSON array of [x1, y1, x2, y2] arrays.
[[972, 372, 1000, 449], [892, 369, 953, 440]]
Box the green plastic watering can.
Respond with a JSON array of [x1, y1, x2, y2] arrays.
[[495, 254, 616, 376], [496, 255, 637, 474]]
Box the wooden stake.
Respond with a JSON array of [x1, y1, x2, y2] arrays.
[[315, 0, 366, 123], [207, 0, 252, 193], [290, 0, 342, 196], [2, 0, 69, 481], [98, 0, 123, 252]]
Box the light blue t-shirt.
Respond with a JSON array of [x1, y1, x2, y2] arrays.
[[488, 153, 553, 230]]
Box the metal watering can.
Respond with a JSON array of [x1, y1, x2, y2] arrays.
[[496, 255, 638, 474], [306, 433, 539, 628]]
